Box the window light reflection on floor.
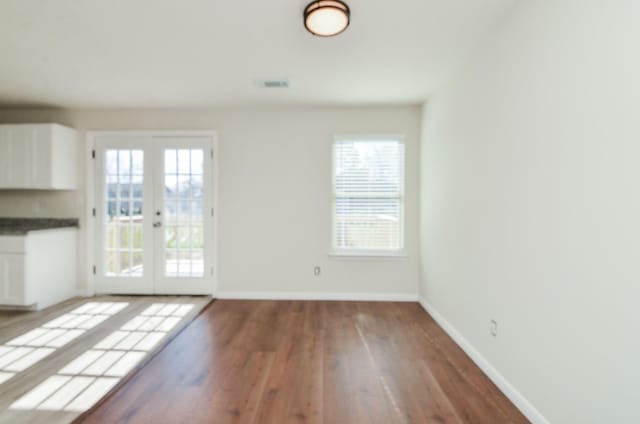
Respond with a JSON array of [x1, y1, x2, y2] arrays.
[[10, 303, 194, 412], [0, 302, 129, 385]]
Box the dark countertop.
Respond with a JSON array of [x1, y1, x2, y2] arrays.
[[0, 218, 79, 235]]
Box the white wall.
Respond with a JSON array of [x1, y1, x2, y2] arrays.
[[420, 1, 640, 423], [0, 106, 421, 298]]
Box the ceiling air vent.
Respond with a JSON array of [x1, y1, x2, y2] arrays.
[[257, 80, 289, 88]]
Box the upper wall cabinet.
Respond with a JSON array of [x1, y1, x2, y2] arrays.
[[0, 123, 77, 190]]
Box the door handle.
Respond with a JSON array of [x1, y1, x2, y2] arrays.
[[153, 221, 162, 228]]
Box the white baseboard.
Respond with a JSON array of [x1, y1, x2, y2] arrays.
[[217, 291, 419, 302], [75, 289, 92, 298], [418, 297, 550, 424]]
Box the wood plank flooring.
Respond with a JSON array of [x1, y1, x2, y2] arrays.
[[78, 300, 528, 424], [0, 296, 210, 424]]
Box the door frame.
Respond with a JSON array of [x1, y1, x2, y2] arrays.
[[85, 130, 219, 297]]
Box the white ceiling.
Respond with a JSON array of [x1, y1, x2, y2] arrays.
[[0, 0, 515, 108]]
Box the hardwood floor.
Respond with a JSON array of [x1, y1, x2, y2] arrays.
[[0, 296, 210, 424], [78, 301, 529, 424]]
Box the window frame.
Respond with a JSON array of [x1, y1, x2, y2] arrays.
[[331, 134, 407, 258]]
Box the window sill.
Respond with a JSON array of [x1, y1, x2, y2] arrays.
[[329, 250, 408, 259]]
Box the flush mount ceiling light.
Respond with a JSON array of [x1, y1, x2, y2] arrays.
[[304, 1, 350, 37]]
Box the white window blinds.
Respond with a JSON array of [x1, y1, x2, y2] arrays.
[[333, 138, 405, 253]]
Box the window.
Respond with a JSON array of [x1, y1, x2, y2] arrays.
[[332, 137, 405, 255]]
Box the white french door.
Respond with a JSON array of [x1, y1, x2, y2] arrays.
[[94, 133, 215, 295]]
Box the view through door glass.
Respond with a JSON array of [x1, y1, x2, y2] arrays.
[[163, 149, 204, 278], [104, 150, 144, 277]]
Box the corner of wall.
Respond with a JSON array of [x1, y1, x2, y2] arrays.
[[417, 297, 550, 424], [417, 100, 430, 302]]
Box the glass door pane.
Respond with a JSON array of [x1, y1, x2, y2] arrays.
[[162, 148, 205, 278], [104, 149, 145, 276], [95, 136, 154, 295]]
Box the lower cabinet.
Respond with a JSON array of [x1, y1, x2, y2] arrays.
[[0, 253, 26, 305], [0, 229, 77, 310]]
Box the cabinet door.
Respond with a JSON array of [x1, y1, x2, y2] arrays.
[[0, 127, 9, 186], [0, 124, 73, 189], [8, 126, 31, 187], [30, 126, 52, 188], [0, 126, 30, 188], [0, 254, 26, 305]]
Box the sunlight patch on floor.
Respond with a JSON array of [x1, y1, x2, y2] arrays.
[[10, 303, 194, 412], [0, 302, 129, 385]]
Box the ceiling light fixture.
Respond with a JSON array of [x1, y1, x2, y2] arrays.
[[304, 1, 350, 37]]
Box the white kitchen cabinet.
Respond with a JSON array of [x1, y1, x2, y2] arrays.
[[0, 253, 25, 305], [0, 123, 77, 189], [0, 229, 77, 310]]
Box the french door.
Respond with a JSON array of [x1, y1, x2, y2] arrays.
[[94, 133, 215, 295]]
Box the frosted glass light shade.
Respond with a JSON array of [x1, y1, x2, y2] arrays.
[[304, 1, 350, 37]]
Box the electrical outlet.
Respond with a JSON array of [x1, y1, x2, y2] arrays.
[[490, 320, 498, 337], [314, 266, 321, 276]]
